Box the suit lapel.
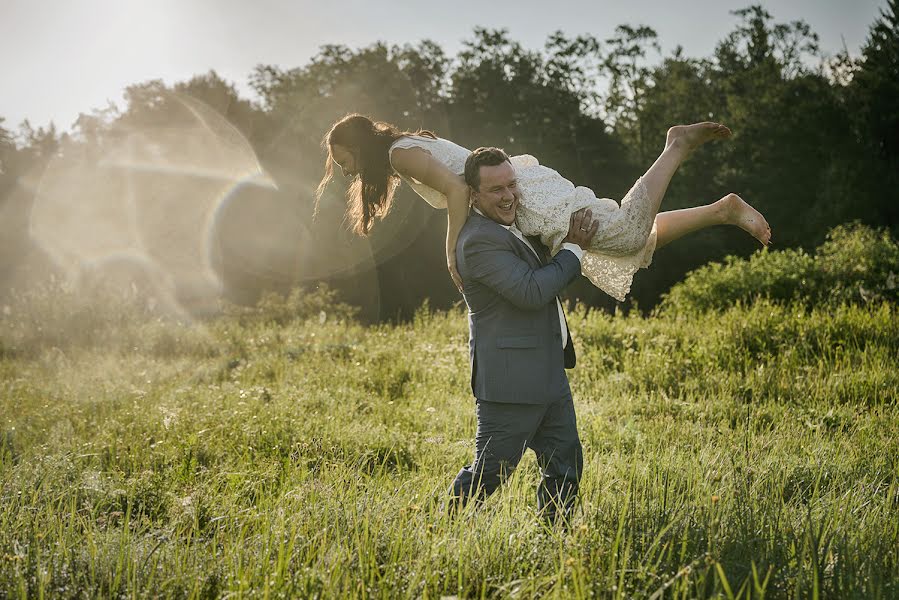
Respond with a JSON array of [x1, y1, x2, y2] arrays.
[[468, 213, 541, 267], [525, 235, 550, 264], [509, 234, 542, 268]]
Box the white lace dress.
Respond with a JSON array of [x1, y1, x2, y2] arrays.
[[389, 135, 657, 301]]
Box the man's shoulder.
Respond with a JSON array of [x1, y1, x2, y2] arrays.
[[460, 213, 509, 246]]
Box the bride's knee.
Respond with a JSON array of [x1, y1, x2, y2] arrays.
[[611, 230, 651, 255]]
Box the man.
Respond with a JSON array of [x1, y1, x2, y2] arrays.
[[450, 146, 598, 523]]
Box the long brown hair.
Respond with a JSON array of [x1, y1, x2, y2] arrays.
[[315, 114, 435, 235]]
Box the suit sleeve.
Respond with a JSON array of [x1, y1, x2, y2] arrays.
[[462, 230, 582, 310]]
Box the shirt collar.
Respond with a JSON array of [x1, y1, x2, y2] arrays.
[[472, 207, 513, 231]]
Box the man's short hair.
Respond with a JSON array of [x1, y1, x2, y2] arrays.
[[464, 147, 511, 190]]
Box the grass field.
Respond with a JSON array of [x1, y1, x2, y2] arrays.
[[1, 287, 897, 598]]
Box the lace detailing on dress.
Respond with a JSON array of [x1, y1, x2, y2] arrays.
[[511, 156, 657, 302], [581, 223, 657, 302], [388, 136, 471, 209]]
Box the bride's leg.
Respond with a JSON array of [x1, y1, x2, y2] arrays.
[[639, 122, 732, 216], [655, 193, 772, 249], [572, 122, 731, 256]]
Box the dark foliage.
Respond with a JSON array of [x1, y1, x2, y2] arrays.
[[2, 4, 898, 320]]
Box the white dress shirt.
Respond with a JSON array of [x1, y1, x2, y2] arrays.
[[471, 208, 584, 348]]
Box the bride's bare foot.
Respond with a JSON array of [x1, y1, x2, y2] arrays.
[[718, 193, 771, 246], [666, 122, 732, 154]]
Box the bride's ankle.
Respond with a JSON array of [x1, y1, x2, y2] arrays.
[[713, 194, 737, 224]]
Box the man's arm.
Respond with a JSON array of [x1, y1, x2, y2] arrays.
[[464, 234, 581, 310]]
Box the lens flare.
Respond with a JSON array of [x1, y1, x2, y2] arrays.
[[28, 93, 275, 317]]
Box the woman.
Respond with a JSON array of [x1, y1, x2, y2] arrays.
[[315, 114, 770, 301]]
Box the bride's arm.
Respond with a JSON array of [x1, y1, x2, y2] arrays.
[[390, 147, 469, 292]]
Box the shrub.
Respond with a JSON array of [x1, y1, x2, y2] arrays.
[[815, 223, 899, 305], [221, 283, 359, 327], [660, 223, 899, 314], [0, 281, 358, 355], [0, 277, 160, 355]]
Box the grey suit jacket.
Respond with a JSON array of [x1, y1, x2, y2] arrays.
[[456, 212, 582, 404]]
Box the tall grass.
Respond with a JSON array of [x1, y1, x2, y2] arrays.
[[1, 266, 897, 597], [0, 290, 899, 598]]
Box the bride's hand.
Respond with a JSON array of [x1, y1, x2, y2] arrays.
[[447, 257, 463, 293]]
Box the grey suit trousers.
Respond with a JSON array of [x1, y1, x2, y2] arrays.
[[449, 393, 583, 520]]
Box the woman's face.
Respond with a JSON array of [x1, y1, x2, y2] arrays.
[[331, 144, 358, 177]]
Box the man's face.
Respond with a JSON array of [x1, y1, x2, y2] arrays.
[[471, 161, 519, 226]]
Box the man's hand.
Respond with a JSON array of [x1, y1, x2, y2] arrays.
[[561, 208, 599, 250]]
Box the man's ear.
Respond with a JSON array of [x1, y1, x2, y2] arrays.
[[469, 187, 478, 208]]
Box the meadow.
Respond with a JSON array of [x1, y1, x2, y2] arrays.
[[1, 227, 898, 598]]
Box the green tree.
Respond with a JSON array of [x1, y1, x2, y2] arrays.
[[709, 6, 844, 248], [449, 29, 623, 192], [851, 0, 899, 161], [601, 25, 661, 165], [7, 10, 898, 318], [0, 118, 14, 178], [842, 0, 899, 231], [0, 119, 62, 296], [175, 71, 259, 139]]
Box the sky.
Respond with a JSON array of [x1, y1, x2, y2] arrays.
[[1, 0, 888, 133]]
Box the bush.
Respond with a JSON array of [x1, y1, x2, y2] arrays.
[[661, 223, 899, 313], [0, 278, 161, 356], [221, 284, 359, 326], [816, 223, 899, 304]]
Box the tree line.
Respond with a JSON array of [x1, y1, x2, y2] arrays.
[[1, 3, 897, 320]]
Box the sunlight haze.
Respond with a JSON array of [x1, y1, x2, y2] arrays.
[[1, 0, 887, 132]]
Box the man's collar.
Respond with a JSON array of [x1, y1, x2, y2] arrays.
[[472, 206, 513, 231]]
